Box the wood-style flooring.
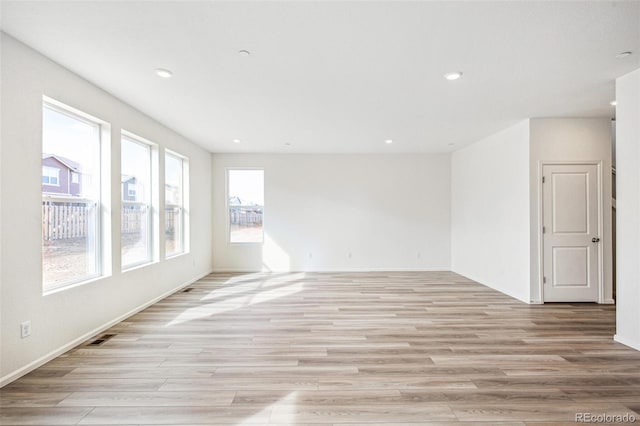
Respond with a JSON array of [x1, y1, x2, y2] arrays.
[[1, 271, 639, 425]]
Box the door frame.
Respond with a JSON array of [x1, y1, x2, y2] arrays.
[[537, 160, 605, 303]]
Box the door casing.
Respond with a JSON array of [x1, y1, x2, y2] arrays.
[[537, 160, 605, 303]]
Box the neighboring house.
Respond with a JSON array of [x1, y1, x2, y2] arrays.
[[229, 196, 243, 206], [122, 175, 138, 202], [229, 196, 261, 207], [42, 154, 81, 196], [228, 196, 263, 226]]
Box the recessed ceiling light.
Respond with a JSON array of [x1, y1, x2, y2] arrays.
[[610, 101, 617, 106], [444, 71, 463, 81], [155, 68, 173, 78], [385, 139, 393, 144], [616, 51, 632, 59], [238, 50, 251, 57], [233, 139, 241, 144]]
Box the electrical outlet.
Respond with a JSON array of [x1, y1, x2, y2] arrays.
[[348, 252, 352, 259], [20, 321, 31, 339]]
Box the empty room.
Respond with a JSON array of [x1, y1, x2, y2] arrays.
[[1, 1, 640, 424]]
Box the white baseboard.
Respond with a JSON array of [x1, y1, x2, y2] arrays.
[[0, 270, 212, 388], [211, 267, 451, 273], [603, 298, 616, 304], [614, 334, 640, 351]]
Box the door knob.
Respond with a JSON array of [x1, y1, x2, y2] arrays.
[[592, 237, 600, 243]]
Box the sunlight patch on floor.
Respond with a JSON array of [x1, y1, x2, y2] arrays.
[[166, 282, 304, 326], [201, 272, 307, 302], [236, 391, 298, 425]]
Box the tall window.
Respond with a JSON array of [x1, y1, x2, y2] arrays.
[[228, 169, 264, 243], [121, 135, 153, 269], [165, 151, 187, 257], [42, 101, 102, 290]]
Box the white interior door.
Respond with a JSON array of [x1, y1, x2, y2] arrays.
[[542, 164, 600, 302]]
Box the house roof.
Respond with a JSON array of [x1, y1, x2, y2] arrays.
[[121, 174, 136, 183], [42, 153, 80, 172]]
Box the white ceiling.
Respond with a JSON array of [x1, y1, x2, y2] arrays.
[[1, 1, 639, 153]]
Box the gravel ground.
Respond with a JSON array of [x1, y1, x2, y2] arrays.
[[43, 233, 152, 285]]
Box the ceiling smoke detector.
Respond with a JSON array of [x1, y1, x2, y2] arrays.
[[155, 68, 173, 78], [444, 71, 463, 81]]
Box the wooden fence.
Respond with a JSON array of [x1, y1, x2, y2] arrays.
[[230, 206, 263, 226], [43, 199, 180, 240], [165, 206, 179, 236], [42, 198, 186, 241], [122, 203, 146, 235], [42, 200, 93, 241]]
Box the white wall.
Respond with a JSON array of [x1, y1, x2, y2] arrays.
[[0, 34, 213, 384], [529, 118, 613, 303], [615, 68, 640, 351], [212, 154, 451, 272], [451, 120, 531, 303]]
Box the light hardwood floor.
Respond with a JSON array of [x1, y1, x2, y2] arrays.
[[1, 271, 639, 425]]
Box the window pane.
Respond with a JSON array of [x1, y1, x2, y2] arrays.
[[42, 105, 101, 289], [165, 154, 183, 205], [229, 169, 264, 243], [165, 205, 182, 256], [165, 152, 184, 256], [121, 137, 152, 268]]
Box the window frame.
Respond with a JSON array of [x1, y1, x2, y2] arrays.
[[42, 166, 60, 186], [164, 149, 189, 258], [42, 98, 107, 293], [226, 167, 265, 245], [121, 132, 156, 271]]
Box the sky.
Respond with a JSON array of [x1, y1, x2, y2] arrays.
[[229, 170, 264, 205], [44, 106, 259, 206], [43, 106, 100, 197], [44, 106, 178, 203], [122, 137, 150, 200]]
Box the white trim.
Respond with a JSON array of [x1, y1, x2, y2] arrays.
[[226, 167, 265, 245], [537, 160, 605, 304], [213, 267, 452, 273], [165, 250, 189, 260], [42, 97, 107, 293], [121, 130, 158, 268], [43, 95, 107, 127], [0, 270, 213, 388], [121, 259, 158, 274], [614, 334, 640, 351], [537, 161, 544, 303], [43, 272, 105, 297], [165, 150, 188, 257], [121, 129, 158, 148]]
